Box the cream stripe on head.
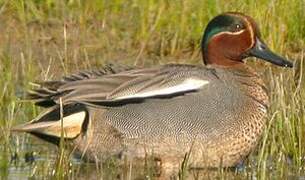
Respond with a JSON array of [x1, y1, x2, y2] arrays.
[[236, 14, 255, 50], [212, 29, 246, 37]]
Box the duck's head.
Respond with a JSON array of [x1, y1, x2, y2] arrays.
[[202, 12, 293, 68]]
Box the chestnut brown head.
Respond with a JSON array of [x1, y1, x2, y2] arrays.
[[201, 12, 293, 68]]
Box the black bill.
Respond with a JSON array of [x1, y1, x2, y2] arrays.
[[249, 38, 293, 68]]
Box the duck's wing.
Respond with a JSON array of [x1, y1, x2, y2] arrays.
[[27, 63, 134, 107], [28, 64, 210, 108]]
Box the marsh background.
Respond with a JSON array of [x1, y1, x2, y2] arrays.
[[0, 0, 304, 179]]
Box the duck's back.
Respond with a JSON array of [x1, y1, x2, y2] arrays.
[[103, 66, 263, 136], [105, 74, 242, 139]]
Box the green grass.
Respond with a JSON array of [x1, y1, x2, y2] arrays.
[[0, 0, 304, 179]]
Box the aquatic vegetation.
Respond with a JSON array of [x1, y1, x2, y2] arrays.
[[0, 0, 304, 179]]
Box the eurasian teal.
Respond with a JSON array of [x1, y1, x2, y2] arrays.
[[13, 12, 293, 169]]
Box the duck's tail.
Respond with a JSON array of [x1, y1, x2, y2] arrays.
[[12, 103, 89, 145]]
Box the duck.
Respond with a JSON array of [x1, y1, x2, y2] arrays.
[[13, 12, 293, 169]]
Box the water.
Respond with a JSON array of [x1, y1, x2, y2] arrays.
[[2, 134, 305, 179]]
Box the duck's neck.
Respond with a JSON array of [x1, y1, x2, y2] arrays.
[[204, 55, 243, 67], [206, 62, 254, 75], [210, 63, 269, 110]]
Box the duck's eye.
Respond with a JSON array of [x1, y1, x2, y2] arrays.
[[232, 24, 243, 32]]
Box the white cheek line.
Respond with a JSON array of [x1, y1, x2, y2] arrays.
[[115, 79, 209, 100], [213, 29, 246, 37]]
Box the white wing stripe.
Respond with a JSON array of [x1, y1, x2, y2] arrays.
[[115, 78, 209, 100]]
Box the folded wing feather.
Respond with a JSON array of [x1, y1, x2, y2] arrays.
[[28, 64, 209, 107]]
